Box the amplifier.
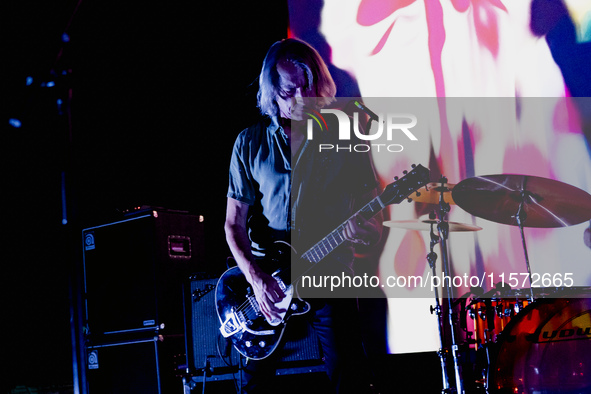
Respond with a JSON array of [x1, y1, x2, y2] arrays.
[[82, 209, 205, 336], [86, 337, 163, 393], [189, 277, 240, 380], [86, 333, 187, 393]]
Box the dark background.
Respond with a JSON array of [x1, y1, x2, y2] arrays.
[[4, 1, 288, 390]]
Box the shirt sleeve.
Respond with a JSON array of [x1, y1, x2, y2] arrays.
[[227, 129, 256, 205]]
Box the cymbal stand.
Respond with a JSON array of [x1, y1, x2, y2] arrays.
[[427, 216, 451, 393], [514, 192, 535, 302], [435, 177, 465, 394]]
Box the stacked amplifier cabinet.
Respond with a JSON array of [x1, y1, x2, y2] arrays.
[[86, 336, 172, 394], [82, 208, 205, 393]]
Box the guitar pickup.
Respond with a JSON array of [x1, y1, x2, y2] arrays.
[[219, 310, 241, 338], [273, 271, 288, 293]]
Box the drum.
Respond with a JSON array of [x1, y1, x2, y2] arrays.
[[491, 289, 591, 393], [468, 289, 531, 345]]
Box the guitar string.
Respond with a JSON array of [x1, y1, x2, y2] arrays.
[[294, 201, 377, 285]]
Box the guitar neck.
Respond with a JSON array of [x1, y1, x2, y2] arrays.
[[296, 164, 429, 270], [300, 196, 385, 264]]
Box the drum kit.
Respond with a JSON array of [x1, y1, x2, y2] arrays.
[[383, 173, 591, 394]]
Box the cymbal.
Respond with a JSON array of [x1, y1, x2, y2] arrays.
[[383, 219, 482, 232], [413, 182, 456, 205], [452, 174, 591, 228]]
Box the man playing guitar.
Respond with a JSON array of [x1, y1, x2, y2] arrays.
[[224, 38, 381, 393]]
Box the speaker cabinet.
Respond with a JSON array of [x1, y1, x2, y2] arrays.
[[87, 338, 163, 394], [86, 336, 183, 394], [189, 276, 326, 381], [82, 209, 205, 336]]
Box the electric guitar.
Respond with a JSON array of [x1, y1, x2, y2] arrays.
[[216, 164, 430, 359]]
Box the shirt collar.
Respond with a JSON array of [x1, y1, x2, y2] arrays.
[[268, 116, 282, 134]]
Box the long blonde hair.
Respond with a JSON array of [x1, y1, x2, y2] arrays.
[[257, 38, 336, 117]]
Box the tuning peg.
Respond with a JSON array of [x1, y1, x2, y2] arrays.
[[394, 176, 399, 181], [403, 170, 408, 175], [411, 164, 416, 168], [415, 191, 421, 197], [407, 197, 413, 203]]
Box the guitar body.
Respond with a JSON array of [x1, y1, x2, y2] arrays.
[[215, 244, 311, 360]]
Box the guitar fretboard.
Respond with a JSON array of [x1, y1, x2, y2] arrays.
[[300, 196, 385, 264]]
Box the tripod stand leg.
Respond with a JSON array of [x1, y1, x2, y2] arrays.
[[428, 246, 451, 393], [439, 222, 465, 394]]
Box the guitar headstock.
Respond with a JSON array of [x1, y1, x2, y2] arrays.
[[381, 164, 430, 206]]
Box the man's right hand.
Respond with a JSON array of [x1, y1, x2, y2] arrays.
[[225, 198, 287, 323], [249, 269, 287, 323]]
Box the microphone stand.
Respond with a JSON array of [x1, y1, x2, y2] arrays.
[[514, 191, 535, 302], [427, 216, 452, 393], [435, 177, 465, 394]]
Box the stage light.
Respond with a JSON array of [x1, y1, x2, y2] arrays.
[[8, 118, 22, 128]]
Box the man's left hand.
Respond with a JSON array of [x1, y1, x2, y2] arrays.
[[343, 214, 380, 246]]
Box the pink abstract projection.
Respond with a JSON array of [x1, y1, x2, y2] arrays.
[[357, 0, 507, 93], [313, 0, 591, 353]]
